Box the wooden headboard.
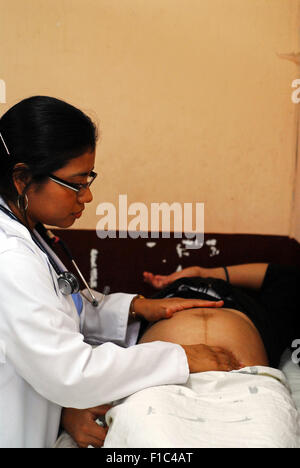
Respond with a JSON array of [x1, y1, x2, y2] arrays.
[[51, 230, 300, 297]]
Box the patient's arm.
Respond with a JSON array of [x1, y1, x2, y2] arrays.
[[144, 263, 269, 291], [212, 263, 268, 290]]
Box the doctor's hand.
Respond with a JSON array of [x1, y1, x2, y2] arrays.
[[132, 296, 224, 322], [181, 344, 243, 373], [61, 404, 112, 448]]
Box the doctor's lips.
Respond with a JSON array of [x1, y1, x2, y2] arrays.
[[72, 209, 84, 218]]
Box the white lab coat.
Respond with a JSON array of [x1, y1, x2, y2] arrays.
[[0, 199, 189, 448]]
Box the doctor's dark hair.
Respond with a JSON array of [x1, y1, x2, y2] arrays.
[[0, 95, 98, 204]]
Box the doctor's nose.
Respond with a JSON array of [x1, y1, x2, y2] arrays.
[[78, 187, 93, 204]]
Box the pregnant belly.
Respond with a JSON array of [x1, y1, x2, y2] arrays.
[[139, 307, 269, 367]]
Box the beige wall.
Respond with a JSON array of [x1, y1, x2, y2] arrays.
[[0, 0, 300, 236]]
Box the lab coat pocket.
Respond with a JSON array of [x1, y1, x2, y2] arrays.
[[0, 340, 6, 364]]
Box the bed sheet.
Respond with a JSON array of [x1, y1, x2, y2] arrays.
[[103, 365, 300, 448], [54, 349, 300, 448], [279, 349, 300, 412]]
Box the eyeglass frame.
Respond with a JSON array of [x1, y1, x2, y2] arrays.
[[48, 170, 98, 195]]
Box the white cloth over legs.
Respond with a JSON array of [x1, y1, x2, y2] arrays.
[[104, 366, 300, 448]]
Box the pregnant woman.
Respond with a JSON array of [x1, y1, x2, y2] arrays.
[[100, 263, 300, 448], [141, 263, 300, 369]]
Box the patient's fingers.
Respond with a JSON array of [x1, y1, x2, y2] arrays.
[[143, 272, 163, 288], [143, 272, 157, 283], [143, 272, 172, 289]]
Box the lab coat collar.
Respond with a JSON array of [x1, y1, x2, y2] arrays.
[[0, 196, 33, 242]]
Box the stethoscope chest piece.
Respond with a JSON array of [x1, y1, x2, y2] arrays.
[[58, 272, 80, 295], [0, 204, 99, 306]]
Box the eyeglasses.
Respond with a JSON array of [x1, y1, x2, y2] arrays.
[[48, 170, 98, 196]]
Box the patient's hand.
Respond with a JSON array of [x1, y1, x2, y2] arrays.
[[133, 297, 224, 322], [181, 344, 242, 373], [61, 404, 112, 448], [143, 267, 204, 289]]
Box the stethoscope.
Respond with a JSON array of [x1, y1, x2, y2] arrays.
[[0, 204, 100, 307]]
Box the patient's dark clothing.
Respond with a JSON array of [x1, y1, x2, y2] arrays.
[[151, 264, 300, 369]]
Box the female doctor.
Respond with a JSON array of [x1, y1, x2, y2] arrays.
[[0, 96, 240, 448]]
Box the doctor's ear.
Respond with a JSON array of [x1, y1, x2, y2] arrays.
[[12, 163, 33, 195]]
